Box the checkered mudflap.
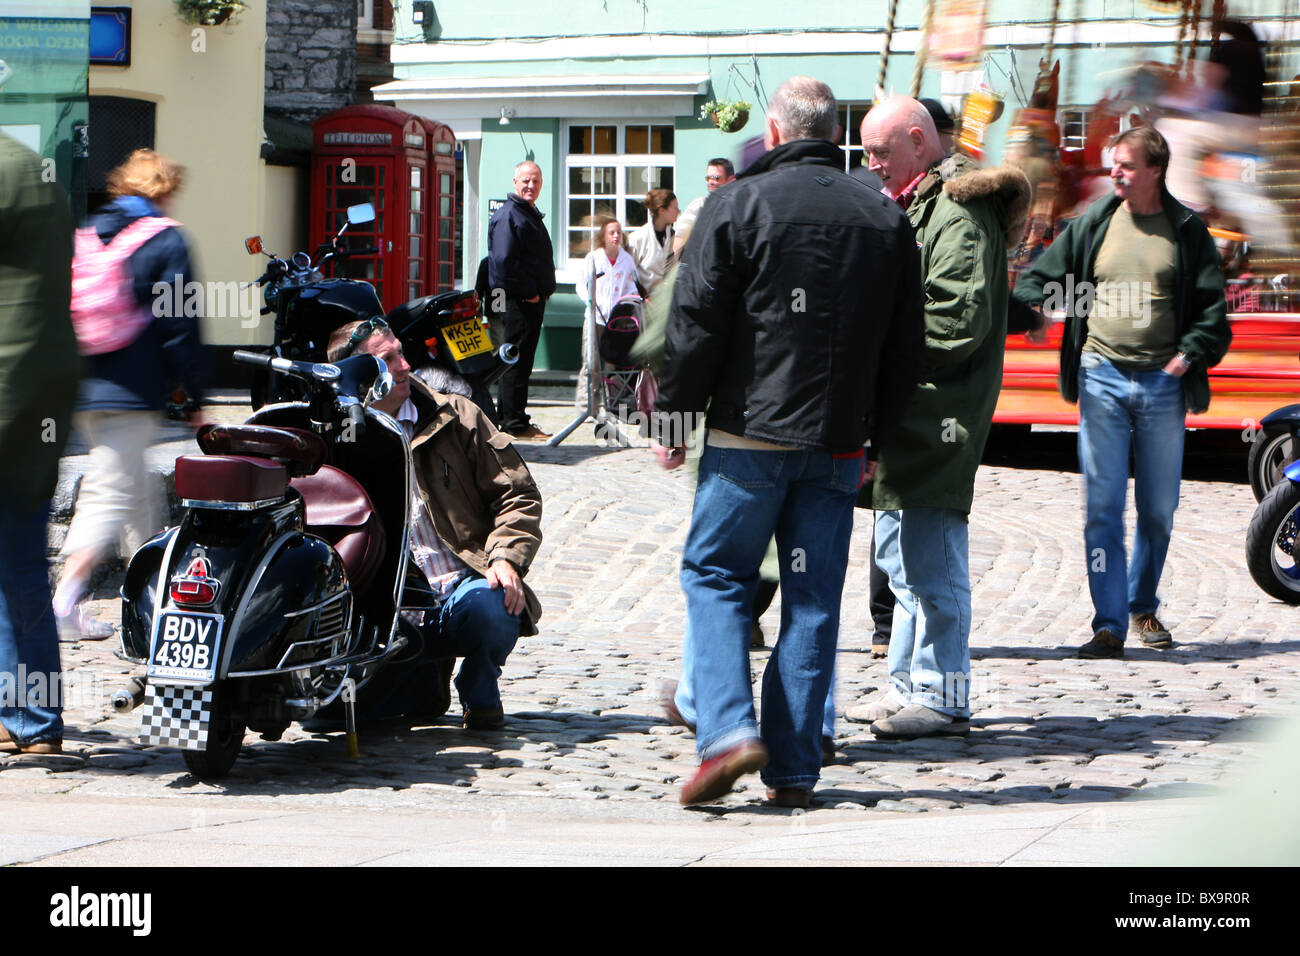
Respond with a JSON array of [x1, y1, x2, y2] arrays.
[[139, 684, 213, 751]]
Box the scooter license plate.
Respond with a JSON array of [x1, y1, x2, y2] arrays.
[[441, 317, 494, 360], [147, 611, 224, 684]]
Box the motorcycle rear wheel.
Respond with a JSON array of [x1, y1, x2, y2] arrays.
[[1248, 430, 1295, 502], [182, 690, 247, 780], [1245, 479, 1300, 604]]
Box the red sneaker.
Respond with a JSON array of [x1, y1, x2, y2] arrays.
[[680, 738, 768, 806]]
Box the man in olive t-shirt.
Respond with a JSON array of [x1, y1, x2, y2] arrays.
[[1013, 126, 1230, 659]]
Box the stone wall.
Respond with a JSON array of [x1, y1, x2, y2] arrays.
[[265, 0, 358, 124]]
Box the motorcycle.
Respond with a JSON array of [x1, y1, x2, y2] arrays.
[[114, 349, 436, 778], [247, 202, 516, 416], [1246, 458, 1300, 604]]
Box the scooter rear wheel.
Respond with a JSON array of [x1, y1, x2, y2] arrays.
[[1245, 479, 1300, 604], [182, 691, 247, 780]]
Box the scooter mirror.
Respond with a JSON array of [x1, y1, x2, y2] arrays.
[[347, 203, 376, 226], [245, 235, 264, 255], [368, 370, 394, 406]]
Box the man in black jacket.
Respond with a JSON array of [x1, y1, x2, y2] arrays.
[[653, 76, 924, 807], [487, 161, 556, 440]]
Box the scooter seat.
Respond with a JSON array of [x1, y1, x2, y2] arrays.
[[290, 465, 387, 597], [196, 424, 327, 477], [175, 455, 288, 505]]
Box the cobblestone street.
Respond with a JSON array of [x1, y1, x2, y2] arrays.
[[3, 403, 1298, 865]]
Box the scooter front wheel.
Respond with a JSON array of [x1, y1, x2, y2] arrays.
[[182, 689, 247, 780], [1248, 430, 1295, 502], [1245, 479, 1300, 604]]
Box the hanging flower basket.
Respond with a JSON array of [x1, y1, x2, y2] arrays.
[[700, 100, 752, 134], [174, 0, 247, 26]]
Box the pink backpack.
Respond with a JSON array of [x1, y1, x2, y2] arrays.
[[70, 216, 180, 356]]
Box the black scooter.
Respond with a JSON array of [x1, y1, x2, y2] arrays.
[[115, 350, 436, 778]]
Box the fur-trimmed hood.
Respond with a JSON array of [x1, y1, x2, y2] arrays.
[[933, 154, 1032, 251]]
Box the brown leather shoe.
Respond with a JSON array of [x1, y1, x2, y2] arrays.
[[766, 787, 812, 809], [1131, 613, 1173, 648], [680, 738, 768, 806], [1079, 628, 1125, 659], [463, 705, 505, 730], [508, 425, 552, 441], [0, 723, 62, 755]]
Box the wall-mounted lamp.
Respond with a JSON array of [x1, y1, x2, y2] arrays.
[[412, 2, 435, 25], [499, 107, 516, 126]]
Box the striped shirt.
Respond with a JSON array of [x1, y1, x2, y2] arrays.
[[396, 399, 470, 601]]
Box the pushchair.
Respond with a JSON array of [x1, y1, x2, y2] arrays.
[[596, 293, 645, 416]]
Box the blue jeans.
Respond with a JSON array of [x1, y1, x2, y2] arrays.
[[682, 444, 861, 790], [674, 628, 838, 739], [0, 501, 63, 745], [363, 573, 520, 718], [1077, 353, 1186, 640], [874, 508, 971, 719], [435, 574, 522, 710]]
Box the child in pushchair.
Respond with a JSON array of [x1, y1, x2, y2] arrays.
[[597, 294, 645, 414]]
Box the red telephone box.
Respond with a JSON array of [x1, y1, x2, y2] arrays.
[[311, 104, 458, 310]]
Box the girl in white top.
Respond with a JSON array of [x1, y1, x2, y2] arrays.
[[627, 188, 680, 298], [574, 217, 640, 408], [576, 217, 640, 326]]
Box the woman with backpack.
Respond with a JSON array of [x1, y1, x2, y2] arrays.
[[52, 149, 206, 637]]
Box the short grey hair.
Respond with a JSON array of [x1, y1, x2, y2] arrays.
[[514, 160, 541, 176], [767, 77, 838, 142]]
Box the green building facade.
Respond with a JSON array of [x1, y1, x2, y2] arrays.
[[0, 1, 90, 218], [375, 1, 1296, 369]]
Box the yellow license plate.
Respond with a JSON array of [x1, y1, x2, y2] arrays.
[[442, 318, 493, 360]]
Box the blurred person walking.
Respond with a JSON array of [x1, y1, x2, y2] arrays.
[[51, 149, 206, 637]]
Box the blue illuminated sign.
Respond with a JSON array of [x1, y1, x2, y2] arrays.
[[90, 6, 129, 65]]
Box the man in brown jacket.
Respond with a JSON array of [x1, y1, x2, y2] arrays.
[[328, 319, 543, 729]]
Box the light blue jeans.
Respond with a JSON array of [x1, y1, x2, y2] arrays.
[[1077, 352, 1186, 640], [874, 507, 972, 719], [681, 444, 861, 790]]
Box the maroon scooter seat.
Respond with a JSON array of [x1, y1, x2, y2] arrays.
[[196, 424, 327, 477], [290, 465, 387, 597], [175, 455, 288, 504]]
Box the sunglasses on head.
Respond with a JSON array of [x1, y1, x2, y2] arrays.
[[345, 316, 390, 356]]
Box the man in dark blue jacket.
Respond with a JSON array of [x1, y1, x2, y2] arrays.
[[653, 76, 924, 807], [487, 161, 556, 440]]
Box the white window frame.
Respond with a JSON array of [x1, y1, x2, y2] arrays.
[[561, 120, 676, 269], [1059, 106, 1089, 151], [356, 0, 374, 27], [835, 101, 872, 173]]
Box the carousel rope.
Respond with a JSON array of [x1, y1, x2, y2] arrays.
[[1187, 0, 1205, 76], [911, 0, 936, 98], [1044, 0, 1061, 71], [1209, 0, 1226, 60], [877, 0, 900, 99], [1173, 0, 1191, 75]]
